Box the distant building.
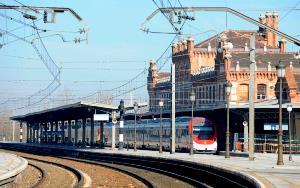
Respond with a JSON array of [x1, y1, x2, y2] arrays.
[[147, 12, 300, 139]]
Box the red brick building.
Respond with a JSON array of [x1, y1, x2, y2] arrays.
[[147, 12, 300, 139]]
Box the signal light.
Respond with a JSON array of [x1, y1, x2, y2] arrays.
[[43, 10, 48, 23]]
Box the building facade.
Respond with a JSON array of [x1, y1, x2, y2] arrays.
[[147, 12, 300, 139]]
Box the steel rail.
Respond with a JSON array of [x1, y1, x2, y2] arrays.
[[79, 153, 250, 188], [27, 163, 46, 188], [23, 156, 84, 188], [0, 143, 261, 188], [61, 156, 156, 188]]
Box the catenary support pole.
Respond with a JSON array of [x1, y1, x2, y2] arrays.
[[171, 63, 176, 154], [249, 33, 255, 161]]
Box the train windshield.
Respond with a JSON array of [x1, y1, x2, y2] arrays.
[[193, 122, 214, 139]]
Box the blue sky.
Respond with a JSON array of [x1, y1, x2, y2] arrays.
[[0, 0, 299, 113]]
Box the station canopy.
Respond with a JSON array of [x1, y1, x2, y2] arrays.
[[10, 102, 119, 123]]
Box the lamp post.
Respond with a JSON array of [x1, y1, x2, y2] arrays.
[[225, 82, 232, 159], [133, 102, 138, 152], [276, 60, 285, 165], [190, 89, 196, 155], [159, 99, 164, 154], [287, 104, 293, 161]]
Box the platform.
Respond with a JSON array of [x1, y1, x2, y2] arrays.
[[0, 152, 28, 186], [82, 148, 300, 188], [64, 146, 300, 188]]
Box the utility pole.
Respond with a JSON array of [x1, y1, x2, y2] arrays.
[[171, 63, 176, 154], [112, 111, 117, 150], [249, 33, 255, 161]]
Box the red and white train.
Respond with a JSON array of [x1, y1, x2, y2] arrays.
[[104, 116, 218, 153]]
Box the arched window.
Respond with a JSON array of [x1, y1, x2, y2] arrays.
[[239, 84, 249, 102], [257, 84, 267, 100], [283, 88, 288, 100]]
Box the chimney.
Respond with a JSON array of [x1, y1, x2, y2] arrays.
[[267, 62, 272, 71], [187, 37, 194, 53], [272, 11, 279, 48], [235, 61, 240, 71], [290, 61, 294, 70], [264, 43, 267, 52], [279, 38, 287, 53], [224, 51, 232, 72], [172, 42, 178, 55], [182, 39, 187, 51], [258, 14, 265, 32], [177, 41, 182, 52], [148, 60, 158, 88], [207, 42, 211, 52], [244, 43, 249, 51], [265, 11, 274, 47]]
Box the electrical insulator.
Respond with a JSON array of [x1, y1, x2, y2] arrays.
[[79, 28, 86, 34], [43, 11, 48, 23], [74, 38, 81, 43]]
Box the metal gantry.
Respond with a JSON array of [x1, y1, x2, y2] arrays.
[[0, 5, 88, 110]]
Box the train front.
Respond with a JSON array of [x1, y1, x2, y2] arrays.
[[189, 118, 217, 153]]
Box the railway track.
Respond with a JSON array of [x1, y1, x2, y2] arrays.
[[27, 162, 46, 188], [0, 143, 261, 188], [9, 150, 193, 188], [25, 156, 85, 188]]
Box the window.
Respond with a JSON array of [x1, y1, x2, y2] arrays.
[[200, 87, 203, 103], [257, 84, 266, 100], [239, 84, 249, 102], [283, 88, 288, 100], [213, 85, 215, 102], [209, 86, 212, 102], [219, 84, 221, 101]]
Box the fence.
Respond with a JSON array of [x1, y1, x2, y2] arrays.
[[232, 133, 300, 154]]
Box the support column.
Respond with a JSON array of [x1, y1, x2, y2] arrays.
[[37, 123, 40, 144], [50, 122, 54, 144], [112, 111, 117, 150], [32, 124, 35, 143], [75, 120, 78, 145], [55, 121, 59, 143], [100, 122, 104, 148], [44, 123, 48, 143], [34, 123, 37, 143], [68, 120, 72, 144], [82, 119, 86, 146], [37, 123, 41, 143], [90, 116, 94, 146], [62, 121, 65, 144], [29, 124, 33, 143], [26, 123, 30, 143]]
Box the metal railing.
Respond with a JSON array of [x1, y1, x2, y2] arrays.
[[232, 133, 300, 154]]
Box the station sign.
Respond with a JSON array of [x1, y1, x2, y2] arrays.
[[112, 111, 117, 124], [94, 114, 109, 121], [264, 123, 288, 131]]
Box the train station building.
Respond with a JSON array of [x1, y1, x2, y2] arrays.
[[147, 12, 300, 147]]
